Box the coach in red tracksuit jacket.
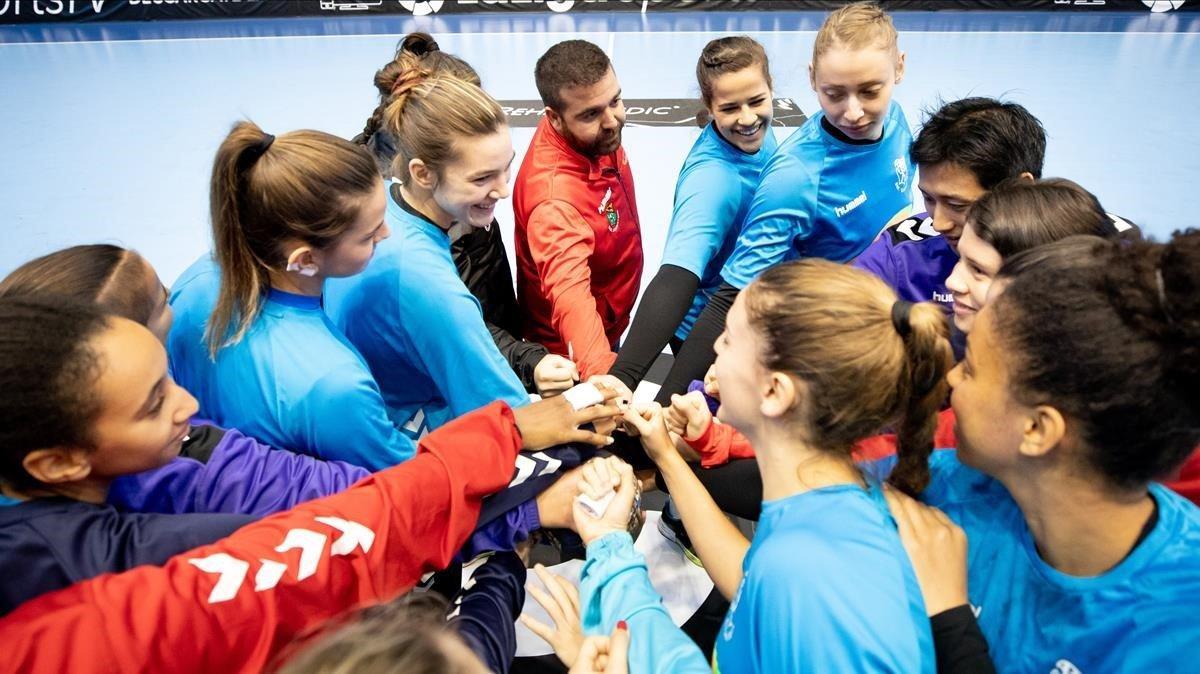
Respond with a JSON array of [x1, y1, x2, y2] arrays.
[[514, 40, 643, 380]]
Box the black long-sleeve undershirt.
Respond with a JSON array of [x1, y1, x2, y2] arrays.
[[653, 282, 739, 405], [608, 264, 700, 390], [930, 605, 997, 674]]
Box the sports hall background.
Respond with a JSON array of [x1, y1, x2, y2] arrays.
[[1, 0, 1198, 296]]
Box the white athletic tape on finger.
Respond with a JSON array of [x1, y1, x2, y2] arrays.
[[575, 490, 616, 519], [562, 382, 604, 411]]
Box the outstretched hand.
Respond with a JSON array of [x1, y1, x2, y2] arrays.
[[513, 385, 623, 451], [520, 564, 584, 667]]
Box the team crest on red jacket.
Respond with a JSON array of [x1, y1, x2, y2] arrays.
[[598, 187, 619, 231]]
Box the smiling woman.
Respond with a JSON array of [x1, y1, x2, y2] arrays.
[[610, 35, 779, 390], [652, 1, 919, 403], [324, 73, 532, 443]]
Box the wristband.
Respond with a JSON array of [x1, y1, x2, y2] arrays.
[[575, 490, 617, 518], [562, 381, 604, 411]]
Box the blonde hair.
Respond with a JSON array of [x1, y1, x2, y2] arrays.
[[206, 121, 379, 356], [813, 1, 899, 66], [743, 260, 953, 496], [383, 59, 507, 183]]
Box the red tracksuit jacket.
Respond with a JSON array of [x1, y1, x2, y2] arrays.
[[0, 402, 522, 674], [513, 116, 643, 380]]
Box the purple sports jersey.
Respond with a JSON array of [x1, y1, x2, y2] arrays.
[[853, 212, 956, 312]]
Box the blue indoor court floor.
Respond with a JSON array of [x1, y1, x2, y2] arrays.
[[1, 9, 1198, 289]]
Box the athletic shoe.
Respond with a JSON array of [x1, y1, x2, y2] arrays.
[[658, 509, 704, 568]]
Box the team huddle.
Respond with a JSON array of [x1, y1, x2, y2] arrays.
[[1, 2, 1198, 673]]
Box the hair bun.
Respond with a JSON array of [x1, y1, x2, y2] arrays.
[[399, 32, 440, 58]]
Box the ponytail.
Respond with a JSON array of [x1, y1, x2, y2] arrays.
[[744, 260, 953, 497], [208, 122, 273, 356], [889, 302, 954, 496], [206, 120, 380, 356]]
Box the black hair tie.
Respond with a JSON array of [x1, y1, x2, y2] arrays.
[[891, 300, 914, 338], [245, 133, 275, 164]]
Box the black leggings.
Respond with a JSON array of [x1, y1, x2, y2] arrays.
[[658, 458, 762, 522]]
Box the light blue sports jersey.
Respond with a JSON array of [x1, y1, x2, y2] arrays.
[[714, 480, 935, 674], [661, 122, 779, 340], [324, 189, 528, 439], [167, 255, 415, 470], [721, 100, 915, 289], [915, 450, 1200, 673]]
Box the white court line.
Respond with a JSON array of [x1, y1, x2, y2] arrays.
[[1, 29, 1194, 47]]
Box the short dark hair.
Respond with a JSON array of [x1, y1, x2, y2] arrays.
[[911, 97, 1046, 189], [993, 229, 1200, 489], [0, 297, 109, 491], [535, 40, 612, 111], [968, 177, 1113, 258]]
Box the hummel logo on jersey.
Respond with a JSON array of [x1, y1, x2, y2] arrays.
[[835, 191, 868, 217], [933, 291, 952, 304], [895, 216, 938, 241], [189, 517, 375, 604], [1051, 659, 1082, 674]]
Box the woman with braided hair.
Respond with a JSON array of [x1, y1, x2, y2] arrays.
[[354, 32, 576, 397], [354, 32, 479, 179]]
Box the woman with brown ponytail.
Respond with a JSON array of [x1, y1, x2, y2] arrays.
[[353, 32, 576, 397], [620, 259, 950, 673], [167, 122, 415, 470]]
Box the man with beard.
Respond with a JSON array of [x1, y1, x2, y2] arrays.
[[514, 40, 642, 380]]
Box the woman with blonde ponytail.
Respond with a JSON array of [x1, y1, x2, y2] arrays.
[[620, 259, 949, 673], [167, 121, 417, 469]]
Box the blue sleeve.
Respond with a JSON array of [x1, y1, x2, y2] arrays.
[[451, 552, 527, 674], [297, 367, 418, 470], [580, 532, 711, 674], [401, 265, 529, 415], [661, 163, 743, 278], [720, 154, 817, 289], [109, 427, 371, 516]]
